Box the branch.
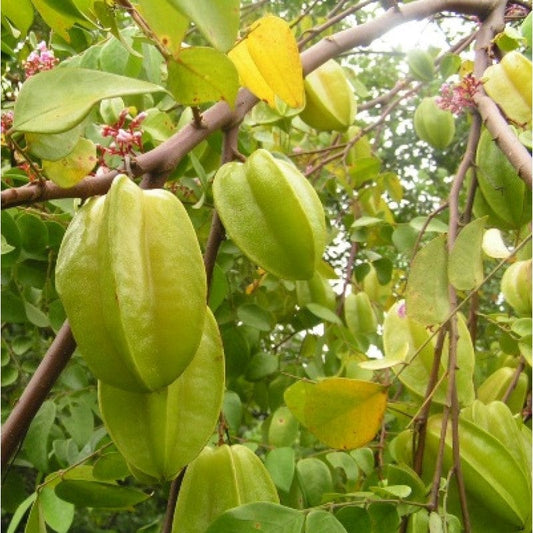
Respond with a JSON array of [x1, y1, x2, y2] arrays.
[[471, 0, 532, 189], [2, 0, 500, 209], [1, 321, 76, 471]]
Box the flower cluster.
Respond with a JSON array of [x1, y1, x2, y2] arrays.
[[23, 41, 58, 78], [436, 74, 482, 115], [1, 111, 14, 136], [96, 109, 147, 173]]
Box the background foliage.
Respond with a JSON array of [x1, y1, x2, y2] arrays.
[[1, 0, 531, 532]]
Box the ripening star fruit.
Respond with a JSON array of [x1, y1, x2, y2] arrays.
[[213, 149, 327, 280], [413, 97, 455, 149], [171, 444, 279, 533], [98, 310, 225, 483], [500, 259, 532, 316], [55, 174, 207, 392], [299, 59, 357, 131]]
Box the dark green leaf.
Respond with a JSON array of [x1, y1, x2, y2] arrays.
[[39, 487, 75, 533], [265, 447, 295, 493], [246, 352, 279, 381], [305, 510, 348, 533], [54, 480, 150, 509], [23, 400, 56, 472], [237, 304, 273, 331], [406, 235, 450, 325], [93, 453, 131, 481]]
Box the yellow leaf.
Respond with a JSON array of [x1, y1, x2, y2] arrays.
[[229, 15, 304, 108], [284, 377, 388, 450], [228, 40, 275, 106]]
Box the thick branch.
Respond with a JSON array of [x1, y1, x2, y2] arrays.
[[2, 0, 500, 210], [1, 322, 76, 471]]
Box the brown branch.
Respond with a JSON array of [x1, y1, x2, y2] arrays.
[[1, 322, 76, 471], [471, 0, 532, 189], [428, 97, 482, 531], [413, 329, 447, 475], [501, 357, 526, 404], [2, 0, 501, 210]]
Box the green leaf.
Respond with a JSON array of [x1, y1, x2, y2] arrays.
[[237, 303, 273, 331], [2, 235, 15, 255], [268, 406, 299, 447], [39, 487, 75, 533], [92, 453, 131, 481], [1, 210, 21, 266], [6, 493, 37, 533], [167, 47, 239, 107], [325, 452, 359, 484], [54, 480, 150, 509], [23, 400, 56, 472], [349, 448, 374, 477], [24, 301, 50, 328], [383, 302, 475, 406], [1, 366, 19, 387], [25, 125, 84, 161], [406, 234, 450, 325], [2, 0, 34, 37], [285, 378, 387, 450], [296, 457, 333, 506], [136, 0, 189, 58], [440, 53, 461, 78], [60, 401, 94, 447], [335, 507, 371, 533], [245, 352, 279, 381], [24, 498, 46, 533], [205, 502, 305, 533], [409, 216, 449, 233], [306, 303, 343, 325], [167, 0, 239, 52], [222, 390, 243, 433], [371, 484, 412, 498], [265, 447, 295, 493], [42, 137, 97, 188], [368, 503, 401, 532], [305, 510, 348, 533], [448, 217, 486, 290], [14, 68, 166, 133], [17, 213, 49, 259], [30, 0, 92, 40]]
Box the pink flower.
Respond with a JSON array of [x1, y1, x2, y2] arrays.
[[23, 41, 58, 78], [436, 74, 481, 115]]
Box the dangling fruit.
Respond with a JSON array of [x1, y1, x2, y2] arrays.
[[413, 97, 455, 149], [477, 366, 528, 415], [482, 50, 532, 126], [56, 174, 207, 392], [500, 259, 532, 316], [98, 309, 225, 483], [475, 128, 531, 230], [213, 149, 326, 280], [407, 50, 435, 82], [171, 444, 279, 533], [344, 291, 378, 336], [299, 59, 356, 131], [296, 270, 336, 310]]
